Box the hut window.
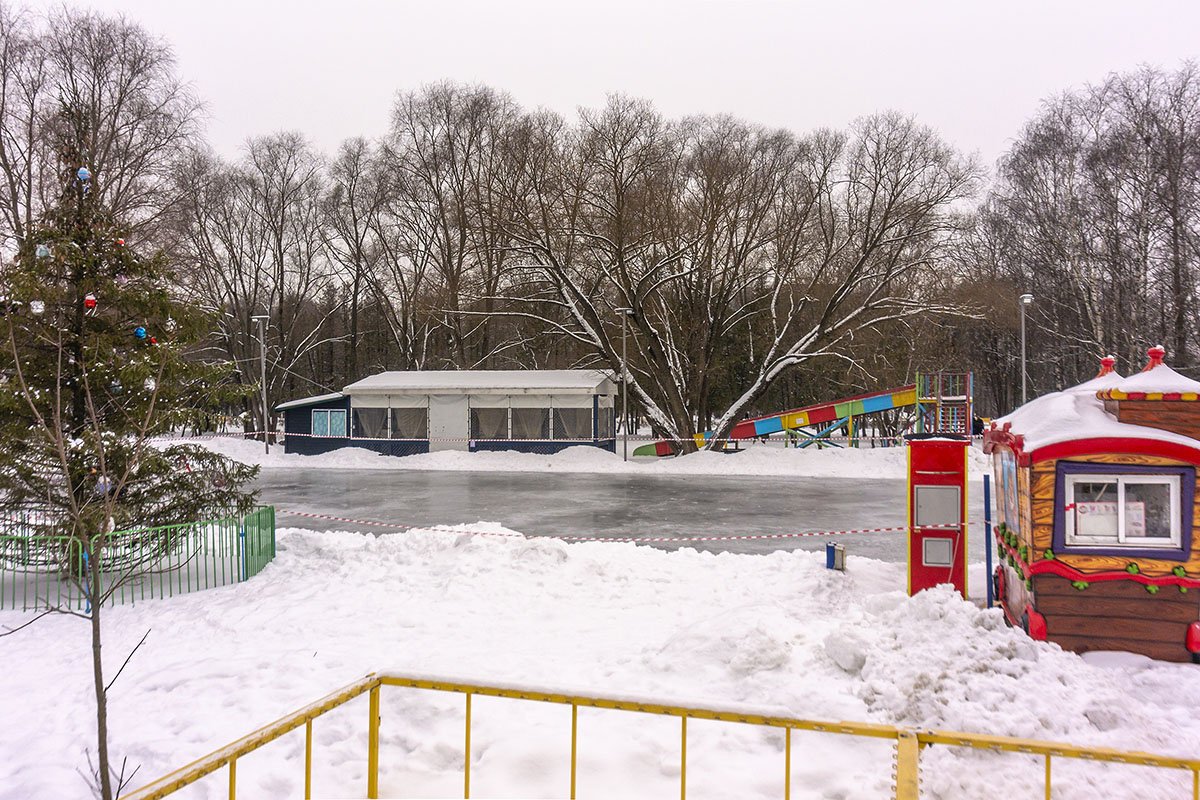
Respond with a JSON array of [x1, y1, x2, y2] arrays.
[[311, 409, 347, 438], [353, 408, 387, 439], [512, 407, 550, 439], [553, 408, 591, 440], [597, 397, 615, 438], [471, 407, 508, 440], [391, 408, 428, 439], [1064, 473, 1182, 548]]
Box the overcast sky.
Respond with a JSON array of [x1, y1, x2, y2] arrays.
[[24, 0, 1200, 167]]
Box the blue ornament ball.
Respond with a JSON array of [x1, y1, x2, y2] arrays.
[[77, 167, 91, 182], [134, 326, 147, 339]]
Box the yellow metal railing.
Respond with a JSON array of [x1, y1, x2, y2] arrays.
[[120, 672, 1200, 800]]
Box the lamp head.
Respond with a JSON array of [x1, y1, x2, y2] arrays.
[[1019, 293, 1034, 306]]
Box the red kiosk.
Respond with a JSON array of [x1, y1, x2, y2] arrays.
[[907, 435, 970, 597]]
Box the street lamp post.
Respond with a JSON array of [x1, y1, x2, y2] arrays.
[[1019, 293, 1034, 405], [617, 308, 634, 461], [251, 315, 270, 455]]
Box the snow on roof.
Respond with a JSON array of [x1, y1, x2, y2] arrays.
[[343, 369, 615, 395], [1109, 362, 1200, 395], [274, 392, 344, 411], [995, 371, 1200, 452]]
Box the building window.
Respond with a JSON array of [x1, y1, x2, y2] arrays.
[[511, 407, 549, 439], [471, 407, 508, 440], [598, 407, 615, 438], [553, 408, 591, 440], [353, 408, 387, 439], [1064, 473, 1182, 548], [391, 408, 428, 439], [312, 409, 347, 437]]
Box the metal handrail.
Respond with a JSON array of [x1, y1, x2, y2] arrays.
[[120, 672, 1200, 800]]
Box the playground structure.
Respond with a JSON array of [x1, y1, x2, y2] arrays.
[[916, 371, 974, 435], [634, 371, 973, 457]]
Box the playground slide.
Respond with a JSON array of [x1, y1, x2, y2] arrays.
[[632, 384, 918, 457]]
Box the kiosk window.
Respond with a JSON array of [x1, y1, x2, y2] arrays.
[[915, 485, 961, 527], [1064, 473, 1181, 548]]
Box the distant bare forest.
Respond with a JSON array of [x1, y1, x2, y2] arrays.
[[1, 4, 1198, 445]]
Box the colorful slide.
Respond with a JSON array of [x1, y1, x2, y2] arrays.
[[632, 384, 919, 457]]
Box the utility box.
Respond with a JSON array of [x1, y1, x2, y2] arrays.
[[907, 435, 969, 597]]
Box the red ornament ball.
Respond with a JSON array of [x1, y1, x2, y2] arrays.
[[149, 336, 158, 345], [83, 293, 97, 310], [115, 238, 125, 247]]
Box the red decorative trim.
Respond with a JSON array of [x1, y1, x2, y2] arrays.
[[1026, 609, 1048, 640], [1029, 437, 1200, 466], [1187, 622, 1200, 654], [995, 530, 1200, 589], [983, 421, 1024, 458]]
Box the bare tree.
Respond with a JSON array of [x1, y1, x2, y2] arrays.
[[969, 63, 1200, 405], [0, 5, 199, 252], [495, 97, 977, 448]]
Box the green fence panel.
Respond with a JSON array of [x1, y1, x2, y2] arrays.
[[0, 506, 275, 611]]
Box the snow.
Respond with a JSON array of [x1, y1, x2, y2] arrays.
[[1112, 362, 1200, 395], [342, 369, 613, 395], [996, 374, 1200, 453], [181, 436, 993, 480], [3, 525, 1199, 799]]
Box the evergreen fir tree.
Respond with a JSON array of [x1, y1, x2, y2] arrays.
[[0, 138, 258, 799]]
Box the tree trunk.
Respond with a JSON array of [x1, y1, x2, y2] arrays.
[[89, 538, 114, 800]]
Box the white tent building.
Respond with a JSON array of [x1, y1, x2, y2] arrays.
[[277, 370, 617, 456]]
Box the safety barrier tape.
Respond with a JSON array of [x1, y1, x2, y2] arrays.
[[278, 509, 983, 546], [163, 431, 984, 445]]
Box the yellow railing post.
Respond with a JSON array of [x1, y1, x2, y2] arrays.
[[227, 759, 236, 800], [1044, 754, 1051, 799], [464, 692, 473, 799], [304, 719, 312, 800], [784, 728, 791, 800], [367, 685, 380, 799], [680, 716, 687, 800], [570, 703, 578, 799], [894, 731, 919, 800]]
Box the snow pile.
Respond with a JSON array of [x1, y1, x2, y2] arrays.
[[3, 526, 1198, 798], [186, 436, 992, 480], [997, 375, 1200, 452], [1113, 361, 1200, 394]]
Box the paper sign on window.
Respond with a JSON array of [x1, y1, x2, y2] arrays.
[[1075, 501, 1145, 537]]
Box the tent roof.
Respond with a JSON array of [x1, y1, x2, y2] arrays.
[[342, 369, 615, 395]]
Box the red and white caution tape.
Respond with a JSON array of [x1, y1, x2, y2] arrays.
[[165, 431, 982, 445], [277, 509, 979, 546]]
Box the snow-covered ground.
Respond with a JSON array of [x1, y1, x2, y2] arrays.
[[3, 524, 1198, 799], [185, 436, 992, 481]]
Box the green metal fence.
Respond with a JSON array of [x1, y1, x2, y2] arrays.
[[0, 505, 276, 611]]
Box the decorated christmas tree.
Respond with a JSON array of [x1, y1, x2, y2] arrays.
[[0, 152, 258, 798]]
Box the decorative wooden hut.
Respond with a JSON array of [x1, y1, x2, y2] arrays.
[[984, 347, 1200, 662]]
